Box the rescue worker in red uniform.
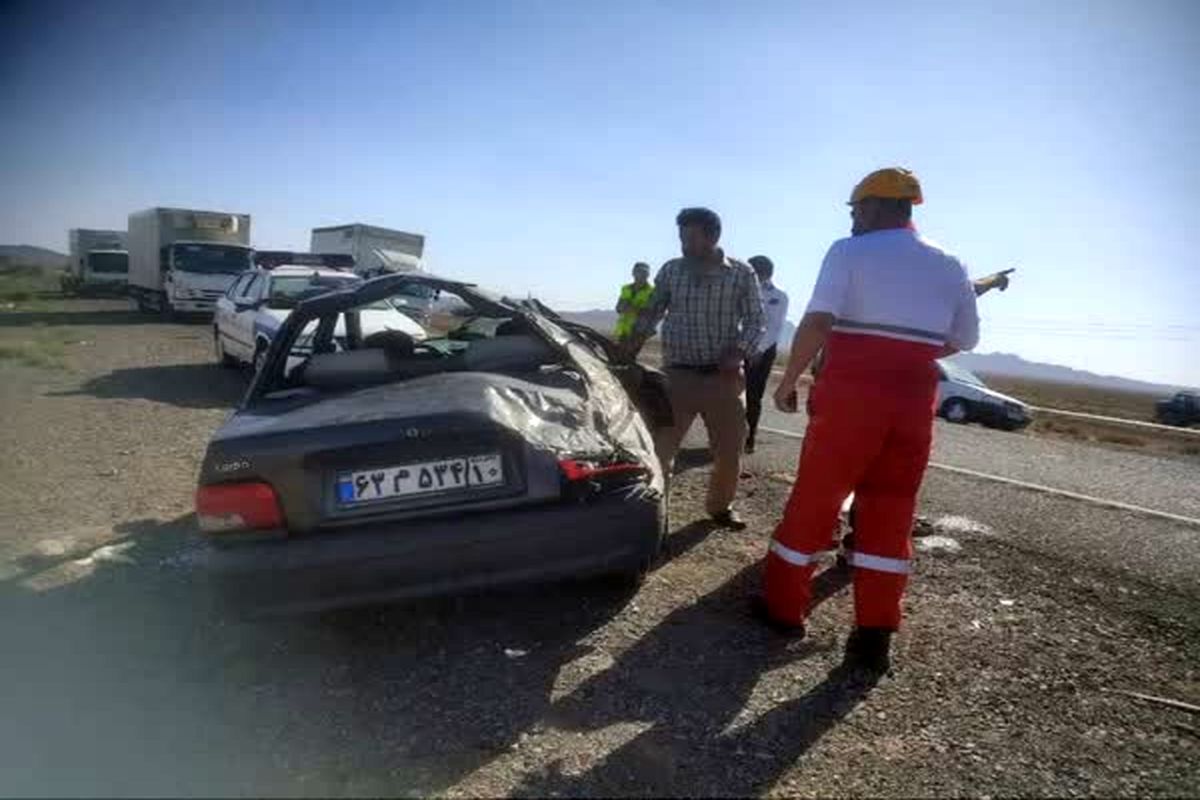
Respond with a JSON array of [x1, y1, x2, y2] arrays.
[[757, 167, 981, 674]]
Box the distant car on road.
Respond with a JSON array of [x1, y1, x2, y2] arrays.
[[937, 359, 1031, 431], [194, 274, 670, 613], [213, 258, 425, 374], [1155, 390, 1199, 427]]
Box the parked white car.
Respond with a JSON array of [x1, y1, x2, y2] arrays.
[[213, 265, 426, 373], [936, 359, 1031, 431]]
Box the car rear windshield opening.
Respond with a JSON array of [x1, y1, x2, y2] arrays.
[[268, 292, 568, 395], [267, 275, 360, 309]]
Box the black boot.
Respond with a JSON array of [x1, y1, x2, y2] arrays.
[[843, 627, 893, 675]]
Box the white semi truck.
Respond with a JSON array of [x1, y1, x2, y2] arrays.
[[128, 207, 253, 315], [64, 228, 129, 295], [309, 223, 425, 278]]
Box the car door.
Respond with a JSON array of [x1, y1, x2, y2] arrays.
[[231, 273, 262, 360], [235, 274, 267, 358], [216, 273, 252, 358]]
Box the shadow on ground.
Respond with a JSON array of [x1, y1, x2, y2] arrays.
[[511, 557, 871, 797], [673, 445, 713, 474], [0, 514, 869, 797], [51, 363, 246, 409]]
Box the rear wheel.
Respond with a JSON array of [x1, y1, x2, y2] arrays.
[[941, 398, 970, 424], [214, 329, 237, 368]]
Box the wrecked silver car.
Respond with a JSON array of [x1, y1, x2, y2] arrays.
[[193, 274, 671, 612]]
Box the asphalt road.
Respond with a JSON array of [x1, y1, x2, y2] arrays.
[[758, 397, 1200, 521], [750, 402, 1200, 598]]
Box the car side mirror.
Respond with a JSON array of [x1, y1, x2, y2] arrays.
[[235, 300, 262, 312]]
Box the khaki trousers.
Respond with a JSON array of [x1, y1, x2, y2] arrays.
[[655, 368, 747, 515]]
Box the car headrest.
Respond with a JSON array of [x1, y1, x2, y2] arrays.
[[301, 350, 395, 388], [362, 329, 417, 358]]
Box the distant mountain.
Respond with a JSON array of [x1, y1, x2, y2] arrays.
[[0, 245, 68, 271], [950, 352, 1188, 395]]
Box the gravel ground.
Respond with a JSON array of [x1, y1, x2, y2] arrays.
[[1, 300, 1197, 797]]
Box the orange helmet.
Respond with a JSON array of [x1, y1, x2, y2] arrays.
[[849, 167, 923, 205]]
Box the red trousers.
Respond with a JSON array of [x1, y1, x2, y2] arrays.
[[765, 333, 939, 630]]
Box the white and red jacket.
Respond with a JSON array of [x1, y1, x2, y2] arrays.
[[807, 227, 979, 354]]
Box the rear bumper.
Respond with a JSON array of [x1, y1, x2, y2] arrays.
[[189, 492, 663, 614]]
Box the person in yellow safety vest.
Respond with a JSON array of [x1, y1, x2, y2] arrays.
[[613, 262, 654, 340]]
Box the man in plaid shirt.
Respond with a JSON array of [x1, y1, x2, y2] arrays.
[[623, 207, 766, 529]]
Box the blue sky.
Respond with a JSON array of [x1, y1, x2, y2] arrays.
[[2, 0, 1198, 386]]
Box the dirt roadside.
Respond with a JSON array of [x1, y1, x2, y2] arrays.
[[1, 300, 1197, 797]]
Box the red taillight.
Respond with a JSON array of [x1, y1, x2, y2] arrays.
[[558, 459, 647, 482], [195, 482, 284, 533]]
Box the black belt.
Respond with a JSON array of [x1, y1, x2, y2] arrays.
[[668, 363, 721, 374]]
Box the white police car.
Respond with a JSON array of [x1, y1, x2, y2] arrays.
[[213, 253, 426, 373]]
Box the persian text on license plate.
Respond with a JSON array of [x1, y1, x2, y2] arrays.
[[336, 454, 504, 505]]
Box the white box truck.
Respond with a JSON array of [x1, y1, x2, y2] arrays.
[[64, 228, 128, 295], [309, 223, 425, 278], [128, 207, 253, 315], [309, 223, 435, 320]]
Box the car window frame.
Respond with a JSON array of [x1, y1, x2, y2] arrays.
[[227, 273, 252, 300], [243, 274, 265, 304], [245, 276, 526, 405]]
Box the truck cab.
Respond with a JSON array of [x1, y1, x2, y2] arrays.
[[1155, 391, 1200, 427], [63, 250, 129, 295], [160, 241, 255, 313], [64, 229, 129, 296]]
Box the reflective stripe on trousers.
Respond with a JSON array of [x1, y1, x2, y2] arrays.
[[763, 331, 936, 630]]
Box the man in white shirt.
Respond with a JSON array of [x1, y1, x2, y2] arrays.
[[743, 255, 789, 453], [757, 167, 980, 676]]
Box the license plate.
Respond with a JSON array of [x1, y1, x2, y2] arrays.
[[336, 454, 504, 505]]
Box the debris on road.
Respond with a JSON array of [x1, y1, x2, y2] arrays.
[[915, 535, 962, 553]]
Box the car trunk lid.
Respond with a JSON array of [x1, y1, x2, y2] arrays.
[[205, 371, 612, 532]]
